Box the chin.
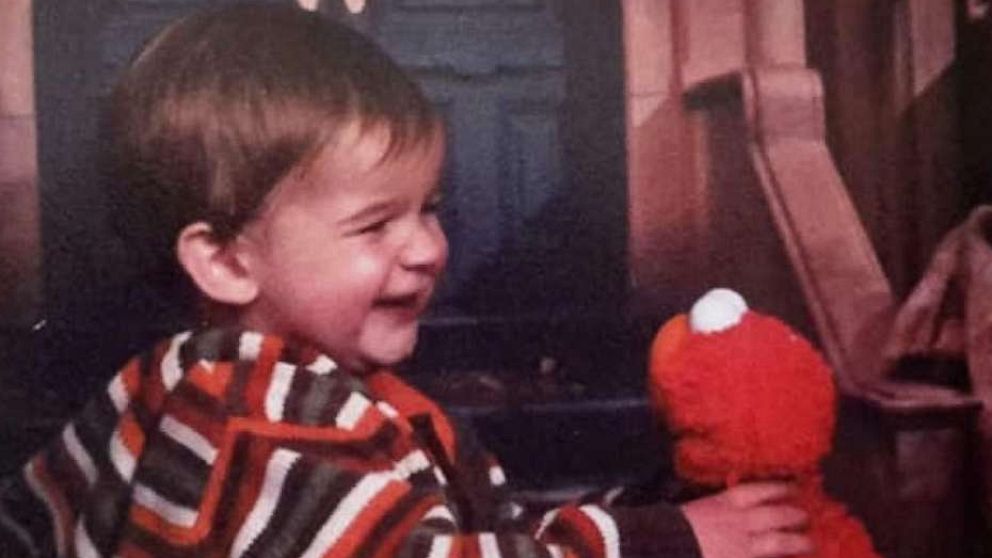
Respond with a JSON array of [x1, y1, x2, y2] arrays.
[[362, 329, 419, 368]]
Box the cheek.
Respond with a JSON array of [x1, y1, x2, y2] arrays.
[[335, 247, 399, 299], [275, 247, 391, 307], [352, 247, 396, 278]]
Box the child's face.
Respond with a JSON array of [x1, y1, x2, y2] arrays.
[[237, 122, 447, 372]]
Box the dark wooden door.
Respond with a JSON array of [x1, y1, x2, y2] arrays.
[[363, 0, 627, 324]]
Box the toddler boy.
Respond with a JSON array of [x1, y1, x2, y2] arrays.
[[0, 5, 811, 557]]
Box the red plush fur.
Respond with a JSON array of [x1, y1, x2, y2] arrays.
[[649, 311, 880, 558]]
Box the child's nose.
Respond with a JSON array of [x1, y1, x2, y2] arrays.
[[400, 220, 447, 274]]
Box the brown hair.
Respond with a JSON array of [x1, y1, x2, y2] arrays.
[[110, 3, 438, 277]]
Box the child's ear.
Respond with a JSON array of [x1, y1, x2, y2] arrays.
[[176, 222, 259, 306]]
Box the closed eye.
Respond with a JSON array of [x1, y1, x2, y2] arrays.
[[352, 218, 390, 236], [340, 200, 397, 236]]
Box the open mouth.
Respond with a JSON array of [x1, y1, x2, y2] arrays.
[[374, 292, 428, 318], [376, 293, 420, 308]]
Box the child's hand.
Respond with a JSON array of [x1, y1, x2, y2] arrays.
[[681, 482, 813, 558]]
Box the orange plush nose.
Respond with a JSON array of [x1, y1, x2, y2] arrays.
[[648, 313, 691, 417]]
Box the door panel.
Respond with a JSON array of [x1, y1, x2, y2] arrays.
[[370, 0, 621, 320]]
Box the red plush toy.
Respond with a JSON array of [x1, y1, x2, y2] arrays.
[[649, 289, 880, 558]]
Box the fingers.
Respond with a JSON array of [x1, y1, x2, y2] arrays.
[[681, 484, 815, 558], [750, 531, 814, 558], [725, 481, 794, 508], [730, 482, 813, 557], [745, 505, 808, 533]]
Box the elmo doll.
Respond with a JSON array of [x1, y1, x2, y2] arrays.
[[649, 288, 879, 558]]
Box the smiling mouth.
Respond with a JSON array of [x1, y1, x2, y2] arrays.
[[377, 293, 420, 307], [374, 292, 429, 317]]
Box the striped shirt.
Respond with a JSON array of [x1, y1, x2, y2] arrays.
[[0, 329, 699, 558]]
